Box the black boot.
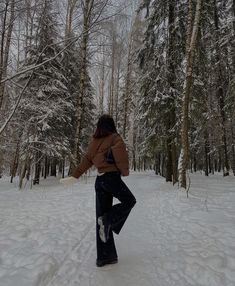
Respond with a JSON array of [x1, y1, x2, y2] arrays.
[[96, 257, 118, 267]]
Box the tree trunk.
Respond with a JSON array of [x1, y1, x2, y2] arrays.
[[165, 0, 178, 184], [161, 154, 165, 177], [58, 158, 65, 178], [19, 160, 27, 189], [208, 153, 212, 174], [43, 156, 48, 179], [132, 149, 136, 171], [143, 157, 146, 171], [45, 157, 50, 177], [193, 152, 197, 172], [0, 0, 15, 109], [114, 54, 121, 126], [0, 150, 3, 178], [33, 150, 41, 185], [214, 0, 229, 176], [99, 48, 105, 114], [50, 158, 57, 177], [65, 0, 77, 40], [231, 0, 235, 175], [179, 0, 203, 189], [62, 158, 65, 178], [73, 0, 94, 166], [218, 149, 222, 173], [26, 160, 31, 180], [232, 0, 235, 77], [123, 32, 133, 139], [132, 128, 137, 171], [166, 136, 173, 182], [204, 130, 210, 176], [10, 138, 20, 183], [232, 145, 235, 176], [0, 0, 9, 110], [231, 123, 235, 175], [171, 139, 177, 183], [108, 28, 116, 117], [155, 153, 161, 175], [0, 0, 15, 178]]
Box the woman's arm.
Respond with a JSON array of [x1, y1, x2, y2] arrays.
[[72, 139, 95, 179]]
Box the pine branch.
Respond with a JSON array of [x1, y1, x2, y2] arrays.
[[1, 37, 79, 84]]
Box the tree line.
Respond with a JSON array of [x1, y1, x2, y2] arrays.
[[0, 0, 234, 189]]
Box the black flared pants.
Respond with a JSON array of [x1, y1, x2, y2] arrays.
[[95, 172, 136, 262]]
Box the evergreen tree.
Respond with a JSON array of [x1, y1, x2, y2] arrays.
[[138, 0, 187, 181], [16, 0, 72, 185]]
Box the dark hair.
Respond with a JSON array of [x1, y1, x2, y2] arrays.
[[93, 114, 117, 138]]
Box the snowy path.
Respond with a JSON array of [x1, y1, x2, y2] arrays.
[[0, 172, 235, 286]]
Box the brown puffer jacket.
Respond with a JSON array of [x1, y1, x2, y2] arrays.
[[72, 133, 129, 179]]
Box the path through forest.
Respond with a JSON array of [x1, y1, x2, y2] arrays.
[[0, 172, 235, 286]]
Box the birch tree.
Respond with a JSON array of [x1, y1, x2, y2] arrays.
[[73, 0, 108, 166]]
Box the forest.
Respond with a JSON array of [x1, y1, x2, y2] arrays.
[[0, 0, 235, 189]]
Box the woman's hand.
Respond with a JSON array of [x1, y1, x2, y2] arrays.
[[60, 176, 77, 186]]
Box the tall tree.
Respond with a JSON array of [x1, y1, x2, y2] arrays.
[[138, 0, 186, 180], [0, 0, 15, 110], [165, 0, 178, 184], [178, 0, 203, 189], [16, 0, 71, 185], [73, 0, 98, 166]]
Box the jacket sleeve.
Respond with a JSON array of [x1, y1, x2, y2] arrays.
[[112, 135, 129, 176], [72, 139, 94, 179]]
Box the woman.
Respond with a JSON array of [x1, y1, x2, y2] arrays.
[[61, 114, 136, 267]]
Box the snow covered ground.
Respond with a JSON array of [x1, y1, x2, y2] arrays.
[[0, 172, 235, 286]]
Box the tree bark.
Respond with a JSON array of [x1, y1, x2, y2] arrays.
[[123, 32, 133, 139], [231, 123, 235, 175], [19, 160, 27, 189], [108, 27, 116, 116], [179, 0, 203, 189], [214, 0, 229, 176], [74, 0, 94, 166], [65, 0, 77, 39], [204, 132, 209, 176], [33, 150, 41, 185], [0, 0, 15, 110], [165, 0, 178, 184], [50, 158, 57, 177], [114, 52, 121, 126], [44, 156, 48, 179], [0, 0, 9, 110], [231, 0, 235, 175], [10, 138, 20, 183], [99, 48, 105, 114]]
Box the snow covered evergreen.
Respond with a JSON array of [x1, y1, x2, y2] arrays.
[[15, 0, 72, 185]]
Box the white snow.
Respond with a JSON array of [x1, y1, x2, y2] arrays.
[[0, 172, 235, 286]]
